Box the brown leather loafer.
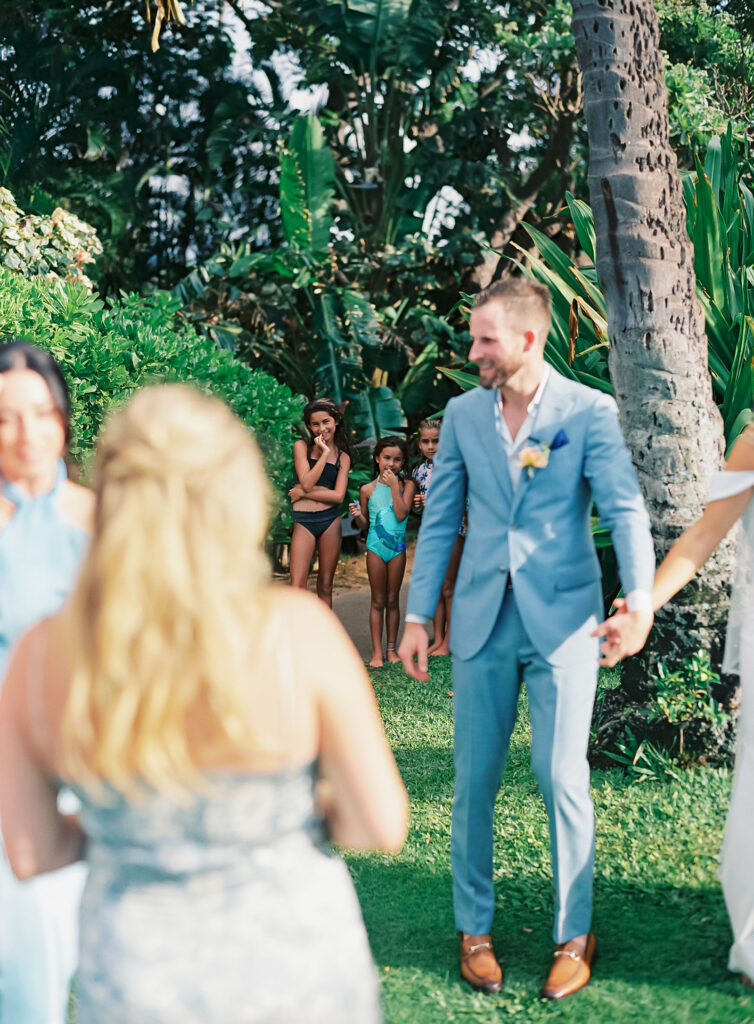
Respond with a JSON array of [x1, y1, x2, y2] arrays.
[[459, 932, 504, 993], [540, 932, 597, 1000]]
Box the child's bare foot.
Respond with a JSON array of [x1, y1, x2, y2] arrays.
[[369, 655, 384, 669], [427, 641, 441, 655], [386, 643, 400, 663], [429, 642, 451, 657]]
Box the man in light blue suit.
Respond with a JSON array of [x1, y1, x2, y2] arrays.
[[399, 278, 655, 1000]]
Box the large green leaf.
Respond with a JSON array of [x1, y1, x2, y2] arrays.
[[693, 153, 729, 317], [565, 192, 596, 264], [348, 384, 407, 444], [722, 314, 754, 437], [279, 114, 335, 254]]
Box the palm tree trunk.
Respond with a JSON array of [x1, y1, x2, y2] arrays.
[[571, 0, 736, 704]]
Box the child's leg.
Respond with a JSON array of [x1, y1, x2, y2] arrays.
[[385, 551, 407, 662], [428, 595, 447, 655], [290, 523, 317, 589], [431, 535, 465, 657], [366, 550, 388, 668], [315, 517, 342, 607]]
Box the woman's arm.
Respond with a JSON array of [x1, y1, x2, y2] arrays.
[[593, 427, 754, 665], [652, 428, 754, 607], [302, 599, 408, 852], [650, 490, 751, 609], [0, 626, 86, 880], [293, 437, 331, 492]]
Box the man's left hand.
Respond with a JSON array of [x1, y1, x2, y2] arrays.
[[591, 601, 653, 667]]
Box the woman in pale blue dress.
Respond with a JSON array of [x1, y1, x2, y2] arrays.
[[0, 340, 94, 1022], [595, 423, 754, 984], [0, 384, 408, 1023]]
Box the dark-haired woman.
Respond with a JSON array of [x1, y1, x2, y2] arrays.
[[289, 399, 351, 607], [0, 340, 94, 1021]]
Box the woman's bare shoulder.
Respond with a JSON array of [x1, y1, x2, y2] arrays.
[[58, 481, 95, 533], [267, 588, 356, 660]]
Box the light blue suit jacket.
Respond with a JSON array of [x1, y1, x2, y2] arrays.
[[407, 370, 655, 666]]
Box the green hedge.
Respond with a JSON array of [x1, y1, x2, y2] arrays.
[[0, 270, 302, 539]]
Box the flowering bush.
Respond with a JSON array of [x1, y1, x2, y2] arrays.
[[0, 188, 103, 289]]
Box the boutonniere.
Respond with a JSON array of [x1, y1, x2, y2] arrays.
[[519, 429, 569, 479]]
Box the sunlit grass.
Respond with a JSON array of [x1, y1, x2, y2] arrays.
[[349, 659, 753, 1023]]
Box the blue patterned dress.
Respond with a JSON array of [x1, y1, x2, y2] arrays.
[[0, 459, 89, 1023], [71, 766, 382, 1023]]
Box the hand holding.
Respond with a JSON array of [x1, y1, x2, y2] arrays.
[[412, 492, 425, 510], [313, 434, 330, 456], [348, 501, 361, 519], [398, 622, 430, 681], [591, 606, 653, 667]]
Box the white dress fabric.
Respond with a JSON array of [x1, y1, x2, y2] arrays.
[[708, 469, 754, 977]]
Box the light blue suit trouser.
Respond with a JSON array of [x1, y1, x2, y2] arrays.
[[451, 589, 597, 943]]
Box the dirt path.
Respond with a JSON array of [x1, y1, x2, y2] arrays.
[[274, 543, 416, 661]]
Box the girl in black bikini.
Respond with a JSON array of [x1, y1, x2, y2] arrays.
[[288, 398, 351, 606]]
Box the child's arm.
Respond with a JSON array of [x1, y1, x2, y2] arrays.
[[349, 483, 371, 530], [390, 476, 415, 522], [296, 453, 351, 504], [293, 437, 330, 492]]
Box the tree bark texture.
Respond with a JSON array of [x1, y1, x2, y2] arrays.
[[571, 0, 736, 700]]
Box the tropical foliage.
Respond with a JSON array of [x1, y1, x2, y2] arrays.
[[0, 268, 302, 538], [516, 130, 754, 450]]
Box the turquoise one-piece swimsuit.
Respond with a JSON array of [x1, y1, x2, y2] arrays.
[[366, 482, 407, 562]]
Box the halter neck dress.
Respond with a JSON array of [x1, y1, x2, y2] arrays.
[[0, 458, 89, 1023]]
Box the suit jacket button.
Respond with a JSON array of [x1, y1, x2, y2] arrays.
[[510, 522, 518, 530], [499, 566, 508, 573]]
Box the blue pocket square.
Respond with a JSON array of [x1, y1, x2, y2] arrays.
[[550, 429, 569, 450]]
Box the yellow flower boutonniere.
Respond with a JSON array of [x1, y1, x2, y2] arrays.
[[519, 445, 550, 477], [519, 430, 569, 480]]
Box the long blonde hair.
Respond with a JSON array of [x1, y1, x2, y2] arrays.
[[61, 384, 271, 795]]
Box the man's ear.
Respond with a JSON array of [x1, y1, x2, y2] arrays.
[[524, 330, 536, 350]]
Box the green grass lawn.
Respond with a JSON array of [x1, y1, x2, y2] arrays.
[[349, 658, 754, 1023]]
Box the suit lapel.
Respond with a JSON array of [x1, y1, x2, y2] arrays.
[[475, 387, 514, 506], [510, 370, 572, 519]]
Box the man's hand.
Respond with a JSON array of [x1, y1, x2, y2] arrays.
[[591, 599, 654, 667], [398, 622, 430, 681]]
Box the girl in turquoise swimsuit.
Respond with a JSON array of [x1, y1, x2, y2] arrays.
[[349, 437, 415, 668]]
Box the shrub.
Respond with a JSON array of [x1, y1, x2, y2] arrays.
[[0, 188, 103, 289], [0, 270, 302, 539]]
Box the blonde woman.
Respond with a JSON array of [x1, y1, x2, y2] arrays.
[[0, 385, 408, 1023]]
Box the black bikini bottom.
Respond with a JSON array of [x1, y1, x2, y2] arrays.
[[292, 507, 341, 540]]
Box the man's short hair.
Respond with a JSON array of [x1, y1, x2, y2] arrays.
[[472, 278, 552, 343]]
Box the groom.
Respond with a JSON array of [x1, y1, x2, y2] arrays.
[[398, 278, 655, 999]]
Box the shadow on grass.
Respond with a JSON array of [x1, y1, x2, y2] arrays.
[[350, 853, 736, 995]]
